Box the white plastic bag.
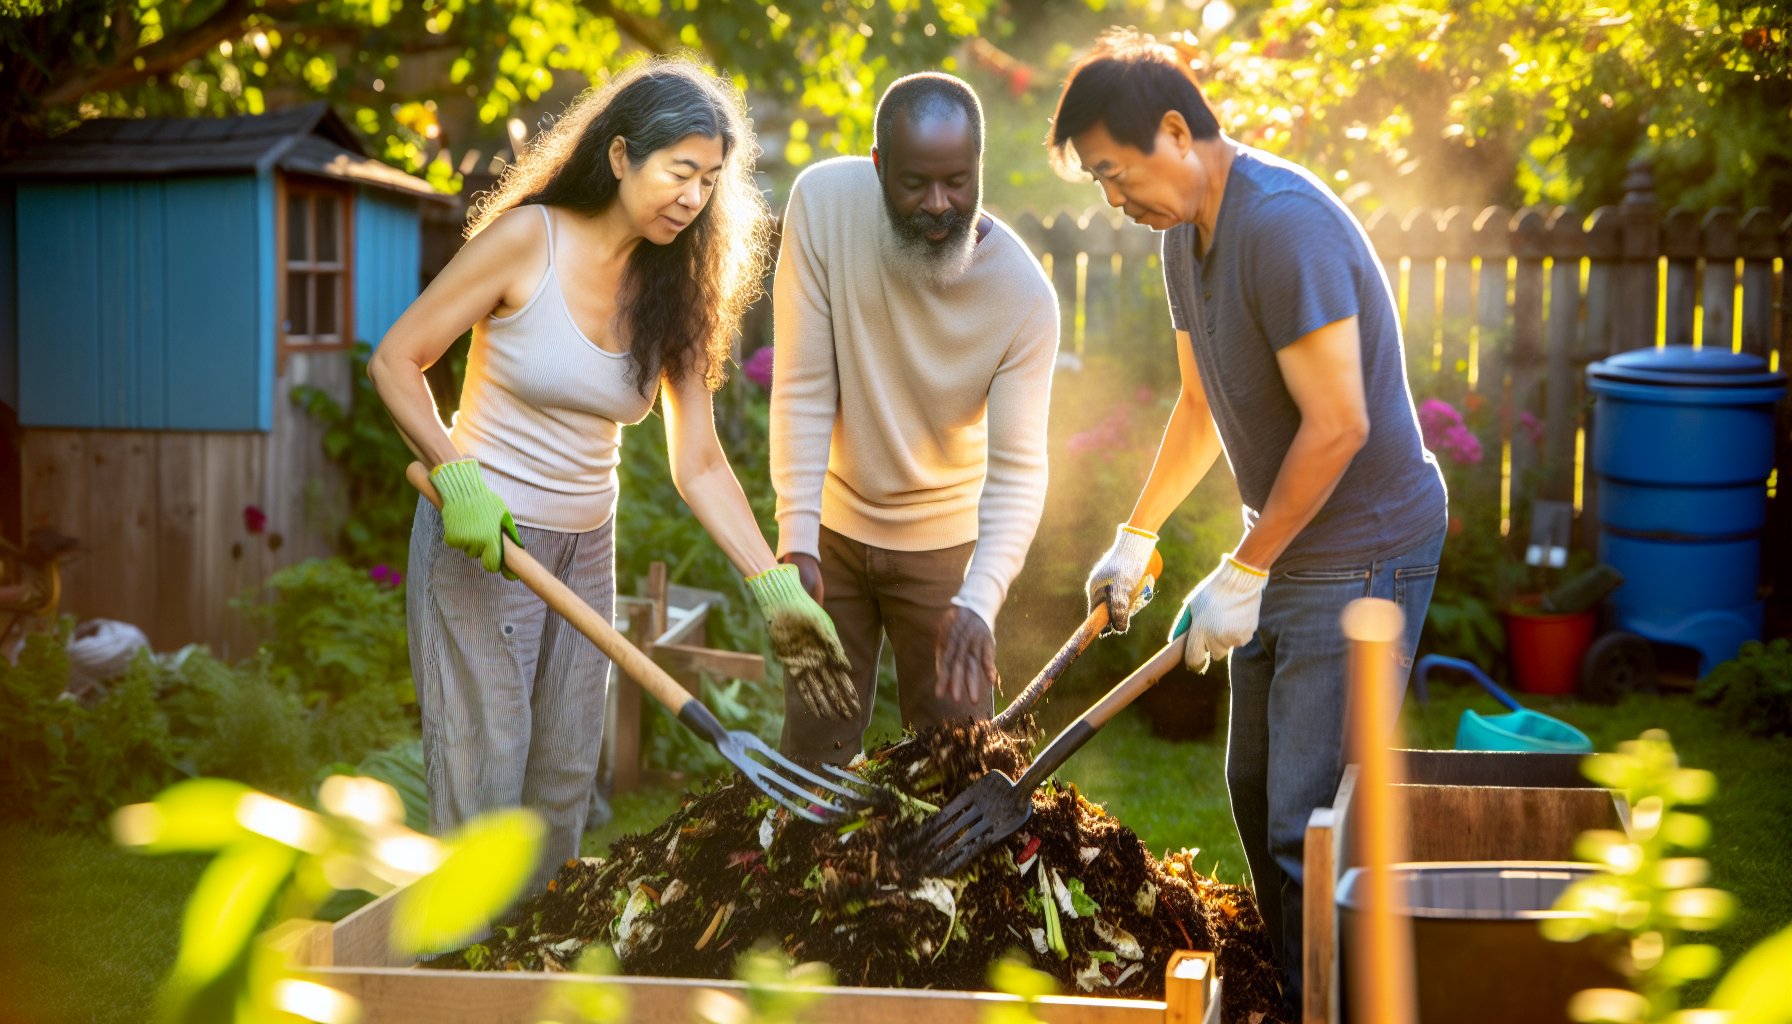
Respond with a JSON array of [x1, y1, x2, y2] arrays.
[[65, 619, 150, 699]]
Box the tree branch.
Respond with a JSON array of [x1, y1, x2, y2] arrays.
[[42, 0, 261, 106]]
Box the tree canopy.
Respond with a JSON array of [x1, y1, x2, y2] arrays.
[[0, 0, 986, 174]]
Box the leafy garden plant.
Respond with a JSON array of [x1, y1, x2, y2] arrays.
[[1695, 639, 1792, 739]]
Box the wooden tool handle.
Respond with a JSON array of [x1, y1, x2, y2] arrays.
[[1013, 636, 1186, 794], [994, 548, 1166, 729], [408, 462, 695, 719]]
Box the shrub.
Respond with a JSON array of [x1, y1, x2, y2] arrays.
[[1696, 639, 1792, 738]]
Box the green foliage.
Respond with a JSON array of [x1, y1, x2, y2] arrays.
[[1546, 730, 1732, 1023], [1696, 639, 1792, 738], [2, 0, 988, 168], [291, 343, 421, 570], [985, 951, 1060, 1024], [731, 943, 835, 1024], [116, 774, 542, 1024], [238, 556, 415, 764], [1706, 921, 1792, 1023], [0, 623, 183, 830]]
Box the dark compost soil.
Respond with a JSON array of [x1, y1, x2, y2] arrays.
[[429, 720, 1285, 1023]]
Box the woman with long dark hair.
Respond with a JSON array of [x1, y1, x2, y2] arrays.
[[369, 58, 853, 884]]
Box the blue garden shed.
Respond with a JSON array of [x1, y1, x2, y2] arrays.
[[0, 103, 444, 652]]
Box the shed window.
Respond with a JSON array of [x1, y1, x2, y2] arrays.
[[282, 185, 351, 347]]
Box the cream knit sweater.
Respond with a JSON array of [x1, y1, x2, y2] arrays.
[[770, 157, 1058, 627]]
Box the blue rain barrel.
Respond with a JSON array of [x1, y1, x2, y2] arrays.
[[1587, 346, 1787, 673]]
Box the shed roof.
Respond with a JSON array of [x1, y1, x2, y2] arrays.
[[0, 101, 446, 201]]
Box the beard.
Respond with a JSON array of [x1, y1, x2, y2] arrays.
[[879, 183, 980, 288]]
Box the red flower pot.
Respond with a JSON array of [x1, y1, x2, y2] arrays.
[[1502, 596, 1597, 696]]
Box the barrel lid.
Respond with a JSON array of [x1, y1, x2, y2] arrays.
[[1588, 345, 1788, 389]]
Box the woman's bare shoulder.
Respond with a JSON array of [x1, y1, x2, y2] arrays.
[[464, 203, 549, 259]]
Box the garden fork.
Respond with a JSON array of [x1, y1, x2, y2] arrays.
[[408, 462, 877, 824]]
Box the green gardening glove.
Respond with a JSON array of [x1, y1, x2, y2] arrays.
[[431, 459, 523, 579], [746, 564, 860, 720]]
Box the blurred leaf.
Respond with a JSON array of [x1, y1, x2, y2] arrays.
[[1708, 923, 1792, 1023], [125, 778, 253, 853], [391, 807, 545, 956], [157, 836, 300, 1024]]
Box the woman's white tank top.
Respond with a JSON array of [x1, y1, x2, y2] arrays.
[[450, 205, 656, 533]]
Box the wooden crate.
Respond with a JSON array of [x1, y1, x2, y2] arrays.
[[1301, 751, 1631, 1024], [280, 887, 1223, 1024]]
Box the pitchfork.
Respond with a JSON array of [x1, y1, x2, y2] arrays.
[[917, 635, 1188, 876], [408, 462, 877, 824]]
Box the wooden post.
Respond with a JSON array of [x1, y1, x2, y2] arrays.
[[1542, 206, 1584, 507], [1404, 208, 1442, 378], [1164, 950, 1217, 1024], [1341, 597, 1415, 1024], [648, 560, 669, 642], [1474, 206, 1514, 400], [1738, 208, 1779, 358], [1509, 208, 1549, 553], [1661, 207, 1701, 348], [1439, 207, 1477, 397], [1700, 208, 1740, 351], [1302, 807, 1336, 1024]]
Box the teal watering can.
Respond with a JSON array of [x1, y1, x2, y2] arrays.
[[1413, 655, 1594, 754]]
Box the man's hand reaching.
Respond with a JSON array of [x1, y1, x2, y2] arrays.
[[935, 606, 997, 707], [779, 552, 825, 603]]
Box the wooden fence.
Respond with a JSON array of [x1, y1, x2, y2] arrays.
[[998, 160, 1791, 598]]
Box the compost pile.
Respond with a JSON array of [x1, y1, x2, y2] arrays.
[[433, 720, 1285, 1023]]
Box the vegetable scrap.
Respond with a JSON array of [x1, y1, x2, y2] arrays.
[[431, 720, 1286, 1024]]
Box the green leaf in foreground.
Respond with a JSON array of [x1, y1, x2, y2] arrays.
[[392, 807, 544, 956]]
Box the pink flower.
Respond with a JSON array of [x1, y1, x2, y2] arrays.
[[1519, 411, 1546, 445], [1437, 423, 1484, 465], [1067, 409, 1129, 455], [369, 565, 403, 587], [742, 347, 775, 390], [243, 505, 266, 534]]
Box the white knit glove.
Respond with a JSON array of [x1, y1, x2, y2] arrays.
[[1086, 525, 1160, 635], [1170, 555, 1269, 672]]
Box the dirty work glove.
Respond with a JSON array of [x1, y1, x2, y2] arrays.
[[747, 564, 860, 720], [1170, 555, 1269, 672], [431, 459, 522, 579], [1086, 525, 1160, 635]]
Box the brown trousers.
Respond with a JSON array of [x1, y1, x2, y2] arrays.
[[780, 525, 991, 763]]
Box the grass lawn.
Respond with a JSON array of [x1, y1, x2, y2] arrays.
[[9, 684, 1787, 1021]]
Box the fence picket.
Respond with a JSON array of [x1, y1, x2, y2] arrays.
[[1662, 207, 1701, 347], [1440, 208, 1476, 390], [1474, 206, 1514, 401], [1701, 208, 1741, 352], [1543, 207, 1585, 503], [1508, 208, 1549, 544], [1739, 208, 1779, 358], [1405, 208, 1443, 376]]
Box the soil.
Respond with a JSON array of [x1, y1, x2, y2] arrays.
[[429, 720, 1286, 1024]]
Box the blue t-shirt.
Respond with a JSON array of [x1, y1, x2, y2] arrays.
[[1162, 145, 1446, 570]]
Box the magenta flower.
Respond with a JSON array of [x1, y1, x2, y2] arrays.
[[1417, 399, 1482, 464], [1519, 411, 1546, 445], [370, 565, 403, 588], [743, 346, 775, 390], [243, 505, 266, 534]]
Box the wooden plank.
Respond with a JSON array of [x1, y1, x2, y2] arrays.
[[609, 595, 649, 795], [1508, 208, 1548, 548], [266, 918, 335, 968], [1661, 207, 1701, 348], [155, 433, 206, 650], [1399, 784, 1626, 863], [301, 966, 1169, 1024], [1403, 209, 1443, 372], [1738, 208, 1779, 358], [1439, 208, 1476, 393], [1701, 208, 1740, 350], [648, 561, 669, 641], [83, 431, 159, 626], [1398, 750, 1595, 789], [1366, 208, 1405, 310], [202, 432, 267, 659], [652, 643, 765, 684], [1581, 208, 1624, 553], [20, 430, 92, 619], [1616, 161, 1660, 352], [1542, 208, 1584, 504], [331, 886, 413, 969], [1472, 207, 1513, 400], [1302, 808, 1335, 1024]]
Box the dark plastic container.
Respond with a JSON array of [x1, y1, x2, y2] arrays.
[[1337, 862, 1626, 1024], [1586, 346, 1787, 673]]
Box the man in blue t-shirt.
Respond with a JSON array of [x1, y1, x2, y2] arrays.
[[1049, 29, 1448, 1006]]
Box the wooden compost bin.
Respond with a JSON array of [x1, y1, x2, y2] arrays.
[[1300, 750, 1632, 1024], [278, 886, 1224, 1024]]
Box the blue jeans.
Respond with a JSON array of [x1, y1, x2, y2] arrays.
[[1225, 525, 1446, 1006]]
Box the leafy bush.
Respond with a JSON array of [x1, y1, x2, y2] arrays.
[[0, 623, 183, 829], [1697, 639, 1792, 738], [237, 557, 415, 765]]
